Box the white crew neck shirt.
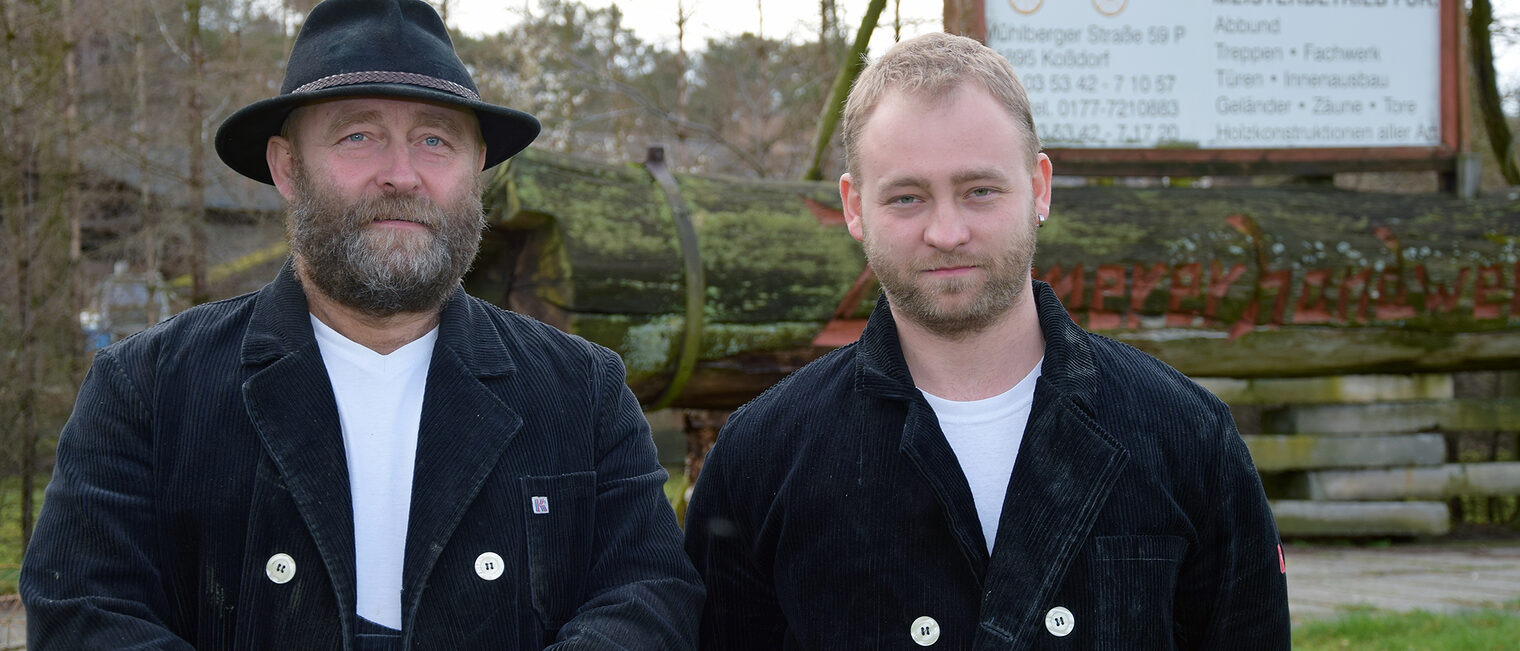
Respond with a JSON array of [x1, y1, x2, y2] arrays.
[[920, 358, 1043, 554], [312, 315, 437, 631]]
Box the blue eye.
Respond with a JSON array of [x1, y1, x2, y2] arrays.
[[345, 133, 366, 142], [424, 136, 443, 147]]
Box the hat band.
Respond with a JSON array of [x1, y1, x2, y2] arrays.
[[293, 70, 481, 101]]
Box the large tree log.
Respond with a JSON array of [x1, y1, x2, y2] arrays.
[[470, 148, 1520, 409], [471, 148, 866, 408]]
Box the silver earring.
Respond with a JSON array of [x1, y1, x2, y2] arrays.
[[1037, 213, 1046, 227]]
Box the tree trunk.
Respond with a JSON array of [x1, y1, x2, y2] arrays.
[[3, 0, 40, 550], [1470, 0, 1519, 184], [186, 0, 208, 302], [801, 0, 886, 182], [817, 0, 832, 60], [893, 0, 901, 42], [136, 3, 157, 273], [674, 2, 689, 143]]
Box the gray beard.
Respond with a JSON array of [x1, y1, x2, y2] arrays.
[[286, 163, 485, 317]]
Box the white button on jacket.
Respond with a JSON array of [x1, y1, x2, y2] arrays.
[[474, 552, 505, 581], [1045, 606, 1075, 637], [265, 553, 296, 585], [910, 615, 940, 646]]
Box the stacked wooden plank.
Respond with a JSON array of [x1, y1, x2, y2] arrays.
[[1205, 376, 1519, 537]]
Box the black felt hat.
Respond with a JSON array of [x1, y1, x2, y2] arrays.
[[214, 0, 540, 185]]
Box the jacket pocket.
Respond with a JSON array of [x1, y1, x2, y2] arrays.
[[1091, 535, 1187, 648], [520, 472, 596, 632]]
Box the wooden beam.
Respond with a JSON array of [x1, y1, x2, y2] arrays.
[[1244, 434, 1446, 472], [1271, 501, 1451, 537], [1263, 399, 1520, 435], [1196, 375, 1454, 406], [1292, 463, 1520, 501], [1045, 147, 1458, 178]]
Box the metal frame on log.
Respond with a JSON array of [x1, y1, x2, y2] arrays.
[[642, 146, 706, 411]]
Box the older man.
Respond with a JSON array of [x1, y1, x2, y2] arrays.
[[684, 32, 1289, 649], [21, 1, 701, 648]]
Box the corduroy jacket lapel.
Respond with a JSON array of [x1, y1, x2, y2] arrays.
[[239, 263, 360, 636], [854, 296, 992, 581], [973, 282, 1130, 648], [399, 288, 522, 630]]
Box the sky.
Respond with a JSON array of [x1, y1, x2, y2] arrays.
[[447, 0, 944, 55], [446, 0, 1519, 104]]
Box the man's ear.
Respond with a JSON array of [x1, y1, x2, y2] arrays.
[[267, 136, 297, 201], [840, 172, 865, 243], [1032, 152, 1053, 220]]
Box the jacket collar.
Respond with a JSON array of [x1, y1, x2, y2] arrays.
[[240, 259, 515, 379], [852, 280, 1101, 413]]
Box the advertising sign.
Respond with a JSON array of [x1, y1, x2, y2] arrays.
[[959, 0, 1462, 175]]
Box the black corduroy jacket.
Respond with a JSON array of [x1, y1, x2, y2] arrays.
[[22, 262, 702, 649], [685, 281, 1290, 650]]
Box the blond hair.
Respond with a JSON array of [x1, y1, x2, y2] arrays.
[[841, 32, 1040, 175]]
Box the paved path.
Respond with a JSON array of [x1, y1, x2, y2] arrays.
[[0, 595, 21, 650], [1286, 543, 1520, 622]]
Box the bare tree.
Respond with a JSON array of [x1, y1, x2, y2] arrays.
[[0, 0, 82, 548], [893, 0, 901, 42], [674, 0, 695, 143], [185, 0, 209, 302], [818, 0, 836, 60], [802, 0, 887, 181], [1472, 0, 1519, 184], [135, 4, 154, 272]]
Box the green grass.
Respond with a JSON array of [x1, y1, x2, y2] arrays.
[[1293, 604, 1520, 650], [663, 466, 691, 528], [0, 476, 44, 595]]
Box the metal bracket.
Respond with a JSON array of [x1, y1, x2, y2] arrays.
[[643, 146, 705, 411]]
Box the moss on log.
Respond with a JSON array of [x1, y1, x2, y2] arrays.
[[470, 149, 864, 406], [471, 148, 1520, 408]]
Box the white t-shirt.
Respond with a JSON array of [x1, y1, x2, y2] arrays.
[[312, 316, 436, 631], [920, 359, 1042, 554]]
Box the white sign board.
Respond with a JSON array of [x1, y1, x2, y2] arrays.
[[984, 0, 1443, 149]]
